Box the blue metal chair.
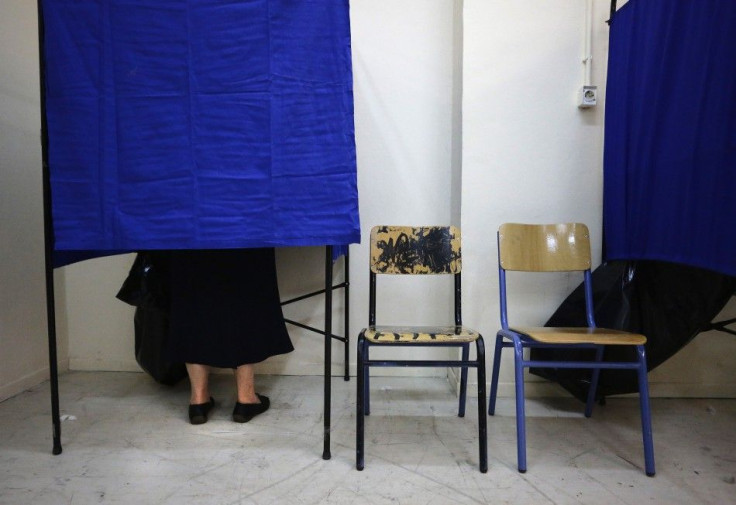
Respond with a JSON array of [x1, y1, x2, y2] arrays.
[[356, 225, 487, 473], [488, 223, 655, 476]]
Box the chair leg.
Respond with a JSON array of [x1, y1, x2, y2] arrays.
[[356, 334, 366, 471], [585, 346, 605, 418], [488, 333, 504, 415], [513, 337, 527, 473], [364, 341, 371, 416], [636, 345, 656, 477], [458, 343, 469, 417], [476, 338, 488, 473]]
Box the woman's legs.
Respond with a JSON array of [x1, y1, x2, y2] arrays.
[[187, 363, 214, 424], [187, 362, 267, 423], [233, 363, 269, 422], [186, 363, 211, 405], [188, 362, 260, 404], [234, 364, 260, 404]]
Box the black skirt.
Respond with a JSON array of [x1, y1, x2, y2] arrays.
[[167, 248, 293, 368]]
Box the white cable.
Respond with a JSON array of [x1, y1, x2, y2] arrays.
[[583, 0, 593, 86]]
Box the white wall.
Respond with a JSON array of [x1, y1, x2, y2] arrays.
[[3, 0, 735, 399], [0, 0, 66, 401], [348, 0, 460, 375], [461, 0, 609, 395]]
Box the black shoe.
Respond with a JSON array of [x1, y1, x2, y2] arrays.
[[188, 397, 215, 425], [232, 394, 270, 423]]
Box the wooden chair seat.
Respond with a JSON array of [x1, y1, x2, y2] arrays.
[[365, 325, 481, 344], [509, 326, 647, 346]]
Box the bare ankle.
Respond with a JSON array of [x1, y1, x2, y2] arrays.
[[190, 392, 210, 405], [237, 394, 259, 404]]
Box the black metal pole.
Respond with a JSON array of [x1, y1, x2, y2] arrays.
[[37, 0, 62, 456], [343, 250, 350, 381], [322, 246, 333, 460], [608, 0, 618, 25]]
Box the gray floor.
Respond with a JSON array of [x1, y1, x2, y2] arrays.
[[1, 372, 735, 504]]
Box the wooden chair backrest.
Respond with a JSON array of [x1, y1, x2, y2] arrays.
[[370, 226, 461, 274], [498, 223, 591, 272]]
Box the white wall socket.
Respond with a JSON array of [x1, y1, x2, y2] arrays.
[[578, 85, 597, 108]]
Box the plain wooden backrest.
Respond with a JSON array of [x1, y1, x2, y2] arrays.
[[498, 223, 592, 272], [370, 225, 461, 274]]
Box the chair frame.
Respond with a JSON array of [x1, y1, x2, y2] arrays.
[[356, 226, 487, 473], [488, 223, 655, 476]]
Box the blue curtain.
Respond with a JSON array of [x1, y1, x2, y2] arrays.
[[603, 0, 736, 277], [42, 0, 359, 266]]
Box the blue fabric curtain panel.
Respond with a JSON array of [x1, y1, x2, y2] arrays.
[[603, 0, 736, 277], [41, 0, 359, 266]]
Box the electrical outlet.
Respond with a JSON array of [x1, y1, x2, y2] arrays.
[[578, 85, 597, 108]]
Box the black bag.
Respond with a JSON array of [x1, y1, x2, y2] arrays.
[[133, 306, 187, 386], [117, 252, 187, 385], [116, 251, 170, 311]]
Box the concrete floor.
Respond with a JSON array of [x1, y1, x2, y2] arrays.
[[1, 371, 735, 504]]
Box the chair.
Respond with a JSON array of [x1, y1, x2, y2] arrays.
[[356, 225, 487, 473], [488, 223, 655, 476]]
